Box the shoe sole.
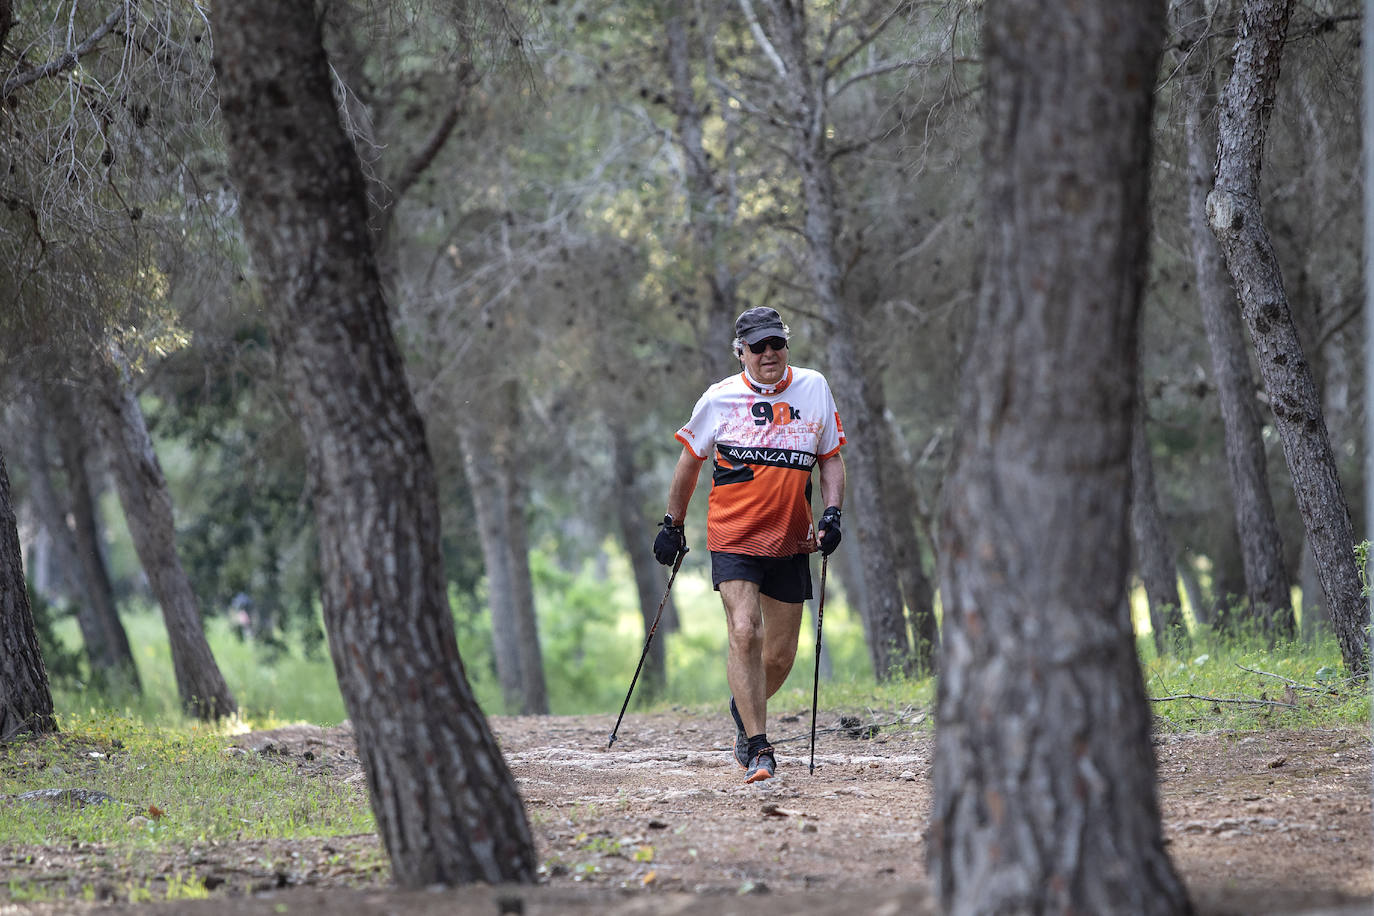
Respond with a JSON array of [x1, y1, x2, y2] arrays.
[[744, 767, 773, 784]]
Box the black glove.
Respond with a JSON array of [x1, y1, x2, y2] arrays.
[[818, 506, 842, 556], [654, 514, 687, 565]]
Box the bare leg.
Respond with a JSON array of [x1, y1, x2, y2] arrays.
[[721, 582, 806, 736], [761, 594, 804, 697], [720, 579, 766, 736]]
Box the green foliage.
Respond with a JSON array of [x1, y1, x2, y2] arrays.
[[24, 582, 84, 688], [531, 549, 639, 715], [52, 608, 346, 726], [1355, 539, 1371, 598], [526, 545, 879, 715]]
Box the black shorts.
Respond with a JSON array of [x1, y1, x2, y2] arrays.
[[710, 552, 813, 604]]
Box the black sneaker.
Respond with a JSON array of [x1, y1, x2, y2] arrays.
[[744, 745, 776, 783], [729, 697, 749, 769]]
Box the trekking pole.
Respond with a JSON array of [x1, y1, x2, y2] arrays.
[[808, 554, 828, 774], [608, 546, 688, 750]]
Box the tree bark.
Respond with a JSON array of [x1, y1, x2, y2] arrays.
[[931, 2, 1191, 912], [664, 1, 739, 370], [1206, 0, 1366, 673], [755, 0, 914, 679], [459, 380, 549, 716], [0, 444, 57, 743], [1131, 392, 1190, 655], [44, 384, 140, 692], [1290, 63, 1359, 643], [1172, 0, 1295, 639], [212, 0, 536, 886], [87, 354, 235, 719]]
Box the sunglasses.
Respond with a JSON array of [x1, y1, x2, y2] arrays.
[[748, 337, 789, 354]]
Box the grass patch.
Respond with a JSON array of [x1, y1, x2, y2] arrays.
[[0, 710, 374, 848], [1142, 633, 1368, 732]]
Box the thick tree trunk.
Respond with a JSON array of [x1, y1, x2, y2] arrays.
[[44, 385, 140, 691], [756, 0, 914, 680], [1131, 393, 1190, 655], [1206, 0, 1366, 673], [1172, 0, 1295, 638], [87, 355, 235, 719], [931, 2, 1190, 912], [212, 1, 536, 886], [0, 445, 57, 743]]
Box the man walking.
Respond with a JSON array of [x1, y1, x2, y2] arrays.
[[654, 307, 845, 783]]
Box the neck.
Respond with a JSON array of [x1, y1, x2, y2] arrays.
[[744, 367, 786, 394]]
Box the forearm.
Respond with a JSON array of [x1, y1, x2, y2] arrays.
[[819, 453, 845, 510], [666, 448, 705, 523]]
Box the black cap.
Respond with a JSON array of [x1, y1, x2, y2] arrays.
[[735, 307, 787, 345]]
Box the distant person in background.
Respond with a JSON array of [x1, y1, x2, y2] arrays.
[[654, 307, 845, 783]]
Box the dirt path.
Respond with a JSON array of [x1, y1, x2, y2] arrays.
[[4, 709, 1371, 915]]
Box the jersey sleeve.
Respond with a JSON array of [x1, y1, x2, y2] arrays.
[[674, 390, 716, 459], [817, 378, 846, 459]]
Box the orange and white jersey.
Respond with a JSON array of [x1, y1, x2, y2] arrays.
[[675, 367, 845, 557]]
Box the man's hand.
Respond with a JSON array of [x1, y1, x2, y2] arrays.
[[654, 515, 687, 565], [818, 506, 842, 555]]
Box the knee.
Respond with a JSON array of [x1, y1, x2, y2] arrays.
[[727, 616, 764, 652]]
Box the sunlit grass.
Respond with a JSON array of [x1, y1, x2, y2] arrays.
[[52, 610, 346, 726], [0, 710, 375, 849], [1141, 633, 1368, 732]]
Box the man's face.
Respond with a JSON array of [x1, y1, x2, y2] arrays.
[[741, 335, 789, 385]]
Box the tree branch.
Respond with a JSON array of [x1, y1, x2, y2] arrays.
[[1234, 662, 1343, 694], [387, 62, 479, 207], [736, 0, 788, 79], [1148, 693, 1298, 708], [1, 4, 127, 101], [824, 1, 914, 82]]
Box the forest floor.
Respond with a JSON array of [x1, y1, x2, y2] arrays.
[[2, 707, 1371, 915]]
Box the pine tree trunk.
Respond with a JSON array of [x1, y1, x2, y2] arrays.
[[1172, 0, 1295, 638], [46, 385, 140, 692], [0, 445, 57, 743], [664, 1, 738, 372], [87, 356, 235, 719], [464, 437, 524, 711], [212, 0, 536, 885], [460, 382, 548, 716], [503, 441, 548, 715], [880, 405, 939, 673], [1206, 0, 1367, 673], [931, 2, 1191, 911], [1131, 385, 1189, 655], [756, 0, 913, 679]]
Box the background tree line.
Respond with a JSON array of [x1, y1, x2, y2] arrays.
[[3, 0, 1362, 706]]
